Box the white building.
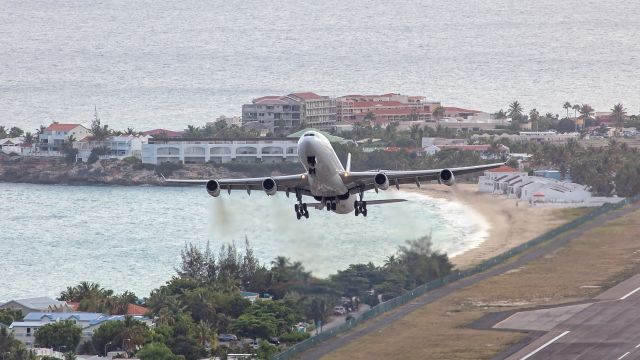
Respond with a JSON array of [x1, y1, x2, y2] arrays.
[[142, 138, 299, 165], [209, 115, 243, 127], [0, 137, 31, 155], [477, 166, 616, 205], [37, 123, 90, 155], [74, 135, 147, 162], [10, 312, 152, 349]]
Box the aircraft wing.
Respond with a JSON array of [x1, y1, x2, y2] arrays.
[[165, 173, 311, 194], [342, 162, 504, 193]]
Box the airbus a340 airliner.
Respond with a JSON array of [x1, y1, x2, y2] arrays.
[[168, 130, 503, 219]]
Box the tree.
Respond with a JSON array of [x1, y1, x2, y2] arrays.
[[563, 102, 572, 119], [136, 342, 178, 360], [23, 132, 34, 146], [91, 107, 111, 141], [579, 104, 594, 120], [508, 101, 524, 121], [432, 106, 445, 125], [0, 126, 6, 139], [35, 320, 81, 351], [88, 146, 109, 164], [0, 309, 23, 326], [611, 103, 627, 132], [8, 127, 24, 138]]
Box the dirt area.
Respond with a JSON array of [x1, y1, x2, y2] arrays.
[[319, 207, 640, 360], [405, 183, 584, 268]]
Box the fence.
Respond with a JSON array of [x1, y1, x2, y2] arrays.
[[273, 194, 640, 360]]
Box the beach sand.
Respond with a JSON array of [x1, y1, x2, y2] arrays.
[[405, 183, 569, 269]]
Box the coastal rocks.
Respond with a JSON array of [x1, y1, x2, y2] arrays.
[[0, 156, 247, 186]]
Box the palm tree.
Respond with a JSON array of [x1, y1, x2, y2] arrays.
[[529, 108, 540, 131], [611, 103, 626, 133], [579, 104, 594, 120], [193, 321, 216, 349], [91, 107, 111, 141], [508, 101, 524, 121], [23, 132, 34, 146], [432, 106, 445, 126], [563, 102, 572, 119]]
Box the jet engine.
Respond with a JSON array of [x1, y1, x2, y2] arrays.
[[262, 177, 277, 196], [206, 179, 221, 197], [439, 169, 455, 186], [374, 172, 390, 190]]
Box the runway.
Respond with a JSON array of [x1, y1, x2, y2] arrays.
[[505, 274, 640, 360]]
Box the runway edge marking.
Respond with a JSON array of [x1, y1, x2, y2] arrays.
[[520, 331, 570, 360], [619, 286, 640, 300]]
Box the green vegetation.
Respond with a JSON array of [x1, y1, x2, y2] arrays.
[[0, 309, 23, 326], [484, 138, 640, 196], [1, 327, 36, 360], [1, 236, 448, 359], [34, 320, 81, 351]]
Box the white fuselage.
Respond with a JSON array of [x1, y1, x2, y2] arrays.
[[297, 131, 355, 214]]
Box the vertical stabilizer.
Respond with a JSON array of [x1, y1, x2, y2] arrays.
[[346, 153, 352, 172]]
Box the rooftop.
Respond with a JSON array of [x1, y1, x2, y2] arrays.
[[1, 297, 67, 310], [45, 123, 84, 132], [288, 92, 324, 100], [23, 311, 105, 322]]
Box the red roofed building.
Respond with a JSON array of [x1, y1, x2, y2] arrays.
[[38, 122, 90, 155], [67, 302, 148, 316], [443, 107, 484, 119], [337, 93, 440, 123]]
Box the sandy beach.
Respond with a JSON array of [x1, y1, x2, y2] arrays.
[[405, 183, 569, 269]]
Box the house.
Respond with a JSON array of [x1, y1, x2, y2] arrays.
[[10, 312, 152, 349], [10, 312, 105, 348], [37, 123, 90, 155], [0, 297, 70, 316], [74, 135, 146, 162], [0, 137, 30, 155]]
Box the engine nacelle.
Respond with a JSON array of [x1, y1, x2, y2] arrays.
[[374, 172, 390, 190], [206, 179, 221, 197], [262, 177, 277, 196], [439, 169, 455, 186]]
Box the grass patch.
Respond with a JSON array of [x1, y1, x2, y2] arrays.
[[320, 208, 640, 360]]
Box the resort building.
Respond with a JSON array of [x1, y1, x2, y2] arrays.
[[288, 92, 337, 129], [37, 123, 90, 155], [336, 93, 439, 124], [242, 92, 337, 132], [242, 95, 303, 132], [142, 138, 299, 165], [74, 135, 147, 162], [141, 129, 184, 139]]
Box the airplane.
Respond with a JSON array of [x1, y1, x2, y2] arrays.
[[166, 130, 504, 219]]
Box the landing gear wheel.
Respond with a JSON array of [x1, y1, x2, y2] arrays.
[[303, 210, 309, 218], [362, 208, 368, 217], [331, 202, 337, 211], [302, 203, 308, 212], [355, 207, 360, 216], [296, 211, 302, 220], [295, 204, 300, 213]]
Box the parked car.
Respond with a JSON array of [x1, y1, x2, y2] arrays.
[[218, 334, 238, 342], [333, 306, 346, 315], [268, 337, 280, 345]]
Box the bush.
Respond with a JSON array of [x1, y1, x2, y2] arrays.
[[279, 331, 310, 343], [123, 156, 141, 165]]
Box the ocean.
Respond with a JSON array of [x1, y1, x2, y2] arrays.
[[0, 182, 488, 300], [1, 0, 639, 130]]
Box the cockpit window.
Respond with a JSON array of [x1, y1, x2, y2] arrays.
[[304, 133, 315, 137]]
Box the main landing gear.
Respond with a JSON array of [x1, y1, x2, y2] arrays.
[[294, 189, 309, 220], [354, 189, 367, 217]]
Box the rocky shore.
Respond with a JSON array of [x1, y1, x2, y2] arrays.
[[0, 154, 241, 186]]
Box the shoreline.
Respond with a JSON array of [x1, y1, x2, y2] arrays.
[[404, 183, 567, 269]]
